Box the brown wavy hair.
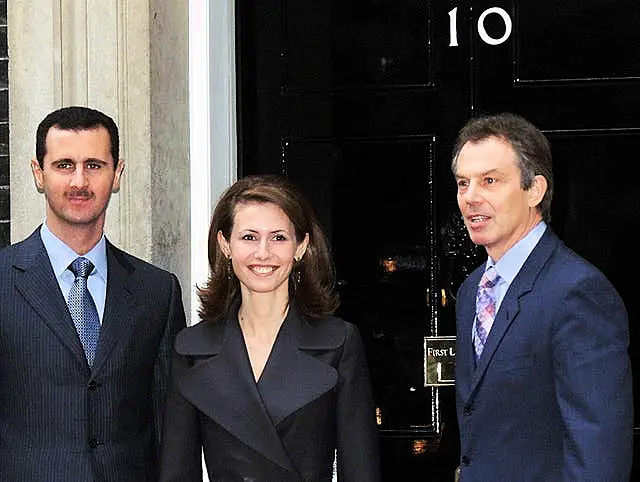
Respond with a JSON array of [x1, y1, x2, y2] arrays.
[[198, 174, 339, 321]]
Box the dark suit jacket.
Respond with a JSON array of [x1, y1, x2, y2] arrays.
[[159, 302, 380, 482], [0, 228, 186, 482], [455, 228, 633, 481]]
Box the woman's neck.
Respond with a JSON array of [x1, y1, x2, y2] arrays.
[[238, 291, 290, 338]]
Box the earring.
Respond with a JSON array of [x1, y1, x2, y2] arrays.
[[227, 257, 232, 281], [293, 258, 301, 284]]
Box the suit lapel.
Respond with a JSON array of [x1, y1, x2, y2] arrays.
[[456, 271, 482, 398], [468, 229, 559, 397], [470, 296, 521, 390], [13, 230, 88, 368], [91, 243, 136, 373]]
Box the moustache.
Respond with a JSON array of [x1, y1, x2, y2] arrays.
[[67, 190, 93, 198]]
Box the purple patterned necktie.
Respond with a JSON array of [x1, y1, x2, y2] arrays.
[[68, 257, 101, 367], [474, 266, 501, 361]]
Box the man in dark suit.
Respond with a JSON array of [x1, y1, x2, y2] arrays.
[[0, 106, 186, 481], [452, 113, 633, 481]]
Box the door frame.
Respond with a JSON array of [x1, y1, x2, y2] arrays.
[[188, 0, 238, 323]]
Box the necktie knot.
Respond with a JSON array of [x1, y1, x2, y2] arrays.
[[69, 257, 94, 279], [480, 267, 500, 289]]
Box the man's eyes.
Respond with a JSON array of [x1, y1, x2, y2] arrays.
[[53, 161, 104, 170]]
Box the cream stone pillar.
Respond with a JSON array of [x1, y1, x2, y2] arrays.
[[9, 1, 190, 309]]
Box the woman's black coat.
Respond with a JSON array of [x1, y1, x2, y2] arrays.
[[159, 304, 380, 482]]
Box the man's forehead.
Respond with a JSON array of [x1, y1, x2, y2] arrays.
[[47, 124, 109, 137], [43, 126, 114, 162], [457, 139, 517, 169]]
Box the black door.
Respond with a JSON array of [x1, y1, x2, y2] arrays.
[[236, 1, 640, 480]]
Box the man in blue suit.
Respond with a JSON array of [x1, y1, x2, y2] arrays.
[[452, 113, 633, 481], [0, 106, 186, 481]]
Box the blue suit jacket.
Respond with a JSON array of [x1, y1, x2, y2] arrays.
[[159, 302, 380, 482], [0, 228, 186, 482], [455, 228, 633, 481]]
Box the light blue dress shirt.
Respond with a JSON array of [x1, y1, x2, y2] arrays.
[[40, 223, 108, 323], [473, 221, 547, 343]]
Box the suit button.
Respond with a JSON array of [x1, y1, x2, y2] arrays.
[[88, 438, 99, 449], [463, 405, 472, 416], [461, 455, 470, 466], [88, 380, 98, 391]]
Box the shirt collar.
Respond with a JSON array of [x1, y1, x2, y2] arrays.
[[486, 221, 547, 285], [40, 222, 108, 282]]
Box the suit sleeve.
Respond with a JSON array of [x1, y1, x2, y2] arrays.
[[336, 323, 381, 482], [153, 274, 188, 453], [553, 273, 633, 480]]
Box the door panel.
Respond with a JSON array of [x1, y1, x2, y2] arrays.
[[290, 137, 437, 429], [236, 0, 640, 479], [471, 0, 640, 128], [519, 1, 640, 81]]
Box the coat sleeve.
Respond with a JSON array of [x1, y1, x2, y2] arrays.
[[158, 350, 204, 482], [335, 322, 381, 482], [153, 274, 187, 452], [553, 272, 633, 480]]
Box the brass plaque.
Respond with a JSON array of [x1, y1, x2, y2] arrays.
[[424, 336, 456, 386]]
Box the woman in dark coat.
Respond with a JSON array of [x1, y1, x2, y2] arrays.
[[160, 175, 380, 482]]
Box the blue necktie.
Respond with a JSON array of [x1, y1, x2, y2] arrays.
[[68, 257, 101, 367]]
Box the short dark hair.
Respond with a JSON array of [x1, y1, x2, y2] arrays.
[[35, 106, 120, 168], [451, 112, 554, 223], [198, 174, 339, 321]]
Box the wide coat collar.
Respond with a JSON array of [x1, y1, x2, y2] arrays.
[[174, 301, 344, 474], [458, 228, 560, 402], [13, 228, 138, 375]]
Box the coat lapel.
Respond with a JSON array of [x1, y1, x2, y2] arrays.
[[175, 304, 342, 474], [468, 229, 559, 397], [91, 242, 137, 373], [13, 229, 88, 368], [257, 306, 340, 426], [176, 311, 299, 473]]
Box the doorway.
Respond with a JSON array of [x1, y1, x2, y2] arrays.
[[236, 1, 640, 479]]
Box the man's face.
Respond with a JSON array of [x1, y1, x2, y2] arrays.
[[31, 126, 124, 237], [454, 136, 545, 261]]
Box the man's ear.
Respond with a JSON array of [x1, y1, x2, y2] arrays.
[[527, 175, 547, 208], [31, 159, 45, 193], [112, 159, 125, 193]]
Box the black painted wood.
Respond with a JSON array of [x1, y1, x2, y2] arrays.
[[236, 0, 640, 479]]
